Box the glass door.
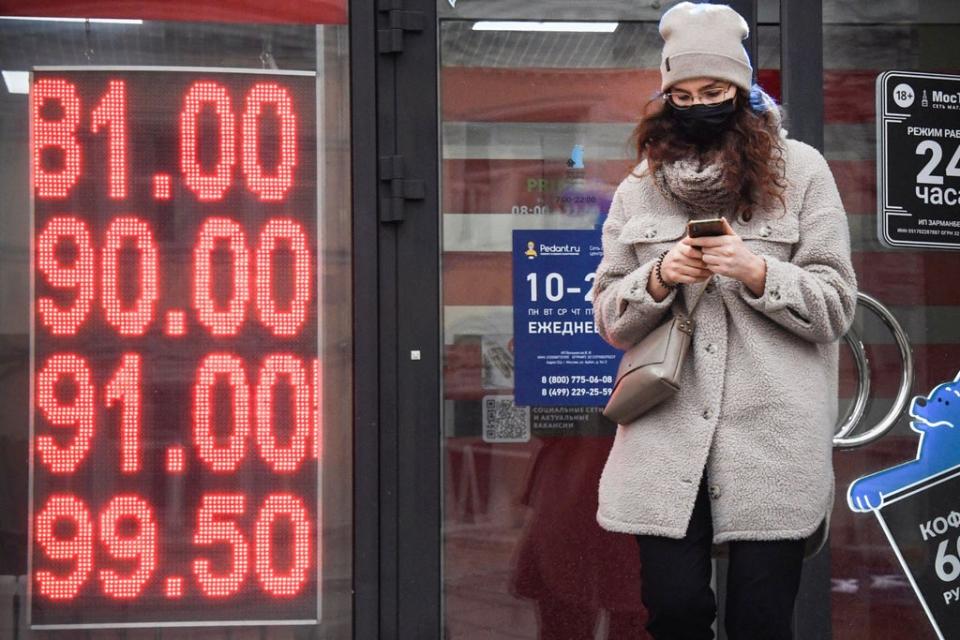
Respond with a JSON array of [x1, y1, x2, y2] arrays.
[[437, 4, 786, 638], [437, 15, 656, 636], [824, 3, 960, 639], [434, 1, 947, 638]]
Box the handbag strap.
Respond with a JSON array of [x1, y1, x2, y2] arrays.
[[682, 278, 712, 316]]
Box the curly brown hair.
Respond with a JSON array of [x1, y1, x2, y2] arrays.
[[628, 85, 788, 222]]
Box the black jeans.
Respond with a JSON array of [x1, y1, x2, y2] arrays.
[[635, 475, 807, 640]]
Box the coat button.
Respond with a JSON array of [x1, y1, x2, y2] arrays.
[[701, 408, 712, 420], [705, 343, 717, 354], [768, 286, 781, 301], [709, 485, 722, 499], [644, 228, 658, 239], [758, 225, 771, 238]]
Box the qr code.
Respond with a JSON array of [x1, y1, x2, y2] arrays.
[[482, 395, 531, 443]]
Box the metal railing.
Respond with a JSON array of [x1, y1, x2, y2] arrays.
[[833, 292, 914, 449]]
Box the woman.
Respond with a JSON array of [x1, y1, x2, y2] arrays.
[[591, 2, 858, 639]]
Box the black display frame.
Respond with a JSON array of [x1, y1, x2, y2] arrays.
[[27, 65, 322, 630]]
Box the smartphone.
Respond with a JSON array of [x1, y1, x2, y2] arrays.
[[687, 217, 726, 238]]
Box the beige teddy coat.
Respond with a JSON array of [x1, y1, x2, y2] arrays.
[[592, 139, 858, 558]]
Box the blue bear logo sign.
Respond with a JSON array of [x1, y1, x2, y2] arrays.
[[848, 371, 960, 640], [849, 371, 960, 512]]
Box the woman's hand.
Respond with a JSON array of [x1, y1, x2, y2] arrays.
[[685, 217, 767, 296], [661, 239, 713, 285], [646, 234, 713, 301]]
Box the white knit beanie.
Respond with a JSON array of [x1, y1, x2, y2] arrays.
[[659, 2, 754, 93]]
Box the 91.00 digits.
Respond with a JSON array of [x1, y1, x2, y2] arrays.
[[36, 352, 319, 475]]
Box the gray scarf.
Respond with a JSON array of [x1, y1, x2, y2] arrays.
[[652, 153, 738, 218]]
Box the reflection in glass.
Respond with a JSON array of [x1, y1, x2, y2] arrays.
[[824, 5, 960, 640]]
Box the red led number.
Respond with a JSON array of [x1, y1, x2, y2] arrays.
[[194, 354, 249, 472], [194, 218, 311, 337], [32, 78, 82, 199], [256, 219, 311, 337], [98, 495, 157, 599], [195, 354, 317, 470], [255, 494, 311, 596], [37, 216, 95, 336], [36, 354, 95, 474], [180, 81, 236, 202], [34, 495, 94, 600], [33, 78, 129, 200], [36, 492, 313, 600], [38, 217, 161, 336], [37, 352, 319, 475], [256, 355, 311, 473], [35, 494, 158, 601], [39, 355, 142, 474], [242, 83, 297, 201], [193, 494, 249, 597], [180, 80, 299, 202], [90, 80, 128, 200], [32, 77, 301, 202], [102, 217, 159, 336], [192, 494, 312, 598], [105, 354, 142, 474], [194, 218, 250, 336]]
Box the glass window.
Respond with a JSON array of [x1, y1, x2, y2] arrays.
[[825, 4, 960, 639], [0, 16, 351, 638]]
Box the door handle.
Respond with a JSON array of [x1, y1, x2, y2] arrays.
[[833, 323, 869, 443], [833, 292, 914, 449]]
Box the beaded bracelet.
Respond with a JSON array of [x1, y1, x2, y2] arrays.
[[654, 249, 676, 289]]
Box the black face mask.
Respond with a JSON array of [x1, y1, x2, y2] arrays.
[[671, 96, 737, 141]]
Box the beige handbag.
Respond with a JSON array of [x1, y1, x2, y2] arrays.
[[602, 280, 709, 424]]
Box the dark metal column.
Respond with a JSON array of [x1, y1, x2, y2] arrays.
[[350, 0, 383, 637], [781, 0, 825, 150], [371, 0, 441, 637], [726, 0, 759, 87]]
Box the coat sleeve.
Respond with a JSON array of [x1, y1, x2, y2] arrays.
[[592, 187, 679, 351], [737, 150, 858, 344]]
